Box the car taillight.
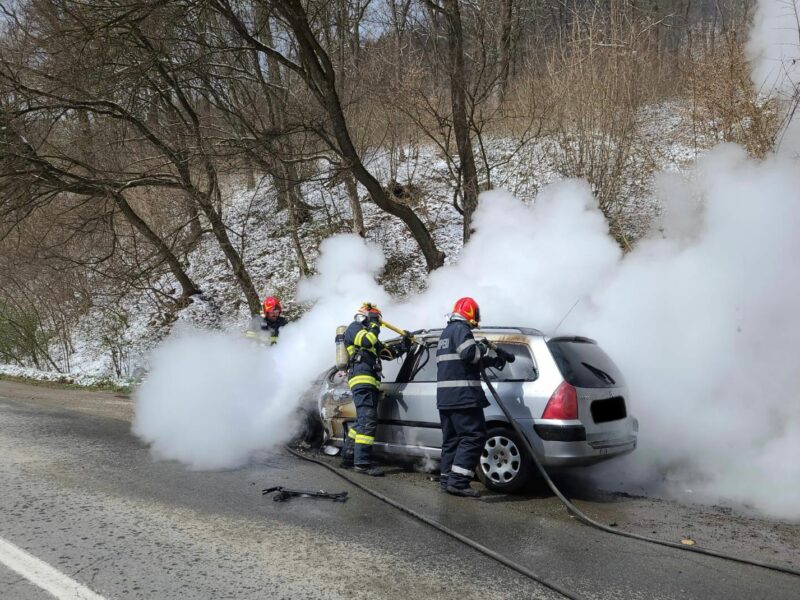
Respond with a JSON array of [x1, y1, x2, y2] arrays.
[[541, 381, 578, 420]]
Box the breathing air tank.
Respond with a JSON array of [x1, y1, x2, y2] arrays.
[[335, 325, 349, 370]]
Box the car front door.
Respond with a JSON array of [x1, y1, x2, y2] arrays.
[[374, 348, 418, 450], [379, 342, 443, 453]]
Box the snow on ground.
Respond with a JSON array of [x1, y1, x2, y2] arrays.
[[0, 363, 130, 389], [1, 101, 708, 380]]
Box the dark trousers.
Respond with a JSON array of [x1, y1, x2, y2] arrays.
[[352, 385, 379, 467], [439, 407, 487, 490]]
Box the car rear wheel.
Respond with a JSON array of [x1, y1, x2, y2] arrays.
[[477, 426, 533, 493]]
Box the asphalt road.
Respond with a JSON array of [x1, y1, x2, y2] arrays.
[[0, 380, 798, 600]]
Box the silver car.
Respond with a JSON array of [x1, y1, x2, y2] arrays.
[[317, 327, 638, 492]]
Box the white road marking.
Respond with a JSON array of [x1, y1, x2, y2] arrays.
[[0, 536, 107, 600]]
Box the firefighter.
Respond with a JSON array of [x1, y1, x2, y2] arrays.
[[340, 302, 410, 476], [436, 297, 506, 497], [246, 296, 288, 345]]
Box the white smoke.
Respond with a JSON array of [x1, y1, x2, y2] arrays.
[[746, 0, 800, 95], [132, 331, 288, 470], [133, 235, 386, 470], [575, 145, 800, 519], [747, 0, 800, 157], [414, 151, 800, 520], [392, 180, 621, 332]]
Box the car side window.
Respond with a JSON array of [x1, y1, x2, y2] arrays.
[[485, 343, 538, 382], [381, 355, 405, 383], [408, 343, 438, 382]]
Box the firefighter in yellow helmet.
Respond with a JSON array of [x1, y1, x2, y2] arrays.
[[339, 303, 411, 476]]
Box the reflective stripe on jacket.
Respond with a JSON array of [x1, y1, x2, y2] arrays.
[[436, 319, 489, 410], [344, 320, 385, 389]]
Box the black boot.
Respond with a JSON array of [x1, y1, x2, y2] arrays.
[[445, 485, 480, 498], [354, 465, 385, 477], [339, 436, 354, 469], [353, 436, 382, 475]]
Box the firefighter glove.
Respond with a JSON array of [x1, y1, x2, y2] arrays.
[[495, 346, 516, 364], [483, 355, 505, 370], [401, 335, 413, 352]]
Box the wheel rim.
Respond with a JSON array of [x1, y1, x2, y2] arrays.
[[480, 434, 521, 484]]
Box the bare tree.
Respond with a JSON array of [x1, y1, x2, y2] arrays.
[[439, 0, 480, 241], [0, 106, 202, 301], [0, 2, 263, 312], [212, 0, 446, 271]]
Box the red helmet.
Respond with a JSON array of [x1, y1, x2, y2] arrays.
[[356, 302, 382, 322], [263, 296, 282, 317], [452, 297, 480, 327]]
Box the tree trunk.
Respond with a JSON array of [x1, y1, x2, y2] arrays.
[[191, 187, 260, 313], [276, 166, 310, 274], [259, 10, 312, 225], [246, 155, 256, 190], [443, 0, 480, 243], [275, 0, 445, 270], [112, 191, 202, 300], [344, 170, 366, 237], [496, 0, 514, 105], [183, 192, 203, 249]]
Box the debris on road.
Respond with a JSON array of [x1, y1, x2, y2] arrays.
[[262, 486, 348, 503]]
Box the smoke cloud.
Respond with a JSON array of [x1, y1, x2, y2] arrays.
[[746, 0, 800, 95], [134, 144, 800, 518], [747, 0, 800, 157], [133, 331, 288, 470], [575, 145, 800, 519], [133, 235, 386, 470]]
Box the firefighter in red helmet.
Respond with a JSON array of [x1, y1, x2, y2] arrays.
[[246, 296, 288, 345], [436, 297, 506, 497]]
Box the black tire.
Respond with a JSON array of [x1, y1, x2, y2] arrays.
[[477, 425, 533, 493]]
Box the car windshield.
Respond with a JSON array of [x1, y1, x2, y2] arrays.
[[547, 339, 624, 388]]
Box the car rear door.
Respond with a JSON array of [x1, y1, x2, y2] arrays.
[[481, 341, 540, 422]]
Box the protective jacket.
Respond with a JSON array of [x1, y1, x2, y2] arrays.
[[436, 317, 489, 410], [343, 320, 397, 389], [246, 315, 288, 345]]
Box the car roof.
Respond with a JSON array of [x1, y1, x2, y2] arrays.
[[548, 335, 598, 344], [411, 326, 545, 338]]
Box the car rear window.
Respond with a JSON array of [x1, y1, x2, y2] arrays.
[[547, 338, 624, 389]]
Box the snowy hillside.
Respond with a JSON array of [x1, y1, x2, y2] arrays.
[[1, 102, 705, 383]]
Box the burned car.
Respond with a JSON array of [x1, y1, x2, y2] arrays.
[[317, 327, 638, 492]]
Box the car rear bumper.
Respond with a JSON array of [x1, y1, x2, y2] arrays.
[[538, 437, 637, 466], [522, 417, 638, 467]]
